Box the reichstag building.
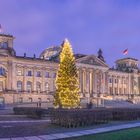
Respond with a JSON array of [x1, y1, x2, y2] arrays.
[[0, 33, 140, 106]]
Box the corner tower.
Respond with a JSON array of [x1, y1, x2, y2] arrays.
[[0, 34, 16, 56]]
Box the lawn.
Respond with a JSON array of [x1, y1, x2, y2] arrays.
[[64, 127, 140, 140]]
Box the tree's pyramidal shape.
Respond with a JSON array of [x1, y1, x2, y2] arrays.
[[54, 39, 80, 108]]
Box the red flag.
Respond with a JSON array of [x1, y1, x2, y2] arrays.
[[123, 49, 128, 55]]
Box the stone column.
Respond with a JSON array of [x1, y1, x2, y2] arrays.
[[12, 62, 17, 90], [101, 72, 105, 96], [128, 74, 132, 96], [23, 66, 26, 92], [79, 69, 83, 93], [83, 69, 86, 93], [33, 67, 36, 92], [94, 70, 97, 95], [92, 69, 94, 95], [117, 76, 119, 95], [112, 75, 114, 95], [86, 70, 90, 93], [89, 70, 93, 94], [7, 61, 12, 90], [42, 69, 45, 93], [122, 77, 124, 95], [105, 72, 108, 96]]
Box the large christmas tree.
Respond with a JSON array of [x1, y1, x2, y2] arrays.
[[54, 39, 80, 108]]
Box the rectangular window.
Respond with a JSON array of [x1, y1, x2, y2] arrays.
[[27, 70, 32, 76], [17, 70, 22, 76], [36, 71, 41, 77], [52, 73, 56, 78], [45, 72, 50, 78], [109, 78, 112, 83], [0, 67, 6, 76]]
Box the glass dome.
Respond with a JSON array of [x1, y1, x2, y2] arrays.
[[40, 46, 61, 60]]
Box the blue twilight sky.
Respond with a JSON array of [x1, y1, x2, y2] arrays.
[[0, 0, 140, 66]]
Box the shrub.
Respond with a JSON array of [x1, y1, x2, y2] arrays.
[[49, 108, 112, 128], [13, 107, 46, 119], [110, 108, 140, 121], [49, 108, 140, 128]]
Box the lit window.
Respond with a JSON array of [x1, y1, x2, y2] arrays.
[[45, 82, 49, 93], [36, 82, 41, 93], [45, 72, 50, 78], [27, 70, 32, 76], [36, 71, 41, 77], [27, 81, 32, 93], [17, 70, 22, 76], [17, 81, 22, 92]]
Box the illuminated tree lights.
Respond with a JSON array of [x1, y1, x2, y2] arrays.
[[54, 39, 80, 108]]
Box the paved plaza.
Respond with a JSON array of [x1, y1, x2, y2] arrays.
[[0, 122, 140, 140]]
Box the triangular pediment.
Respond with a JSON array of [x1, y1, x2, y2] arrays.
[[76, 55, 108, 67]]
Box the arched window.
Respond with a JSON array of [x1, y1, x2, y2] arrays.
[[27, 81, 32, 93], [36, 82, 41, 93], [45, 82, 49, 93], [17, 81, 22, 92], [0, 67, 6, 76]]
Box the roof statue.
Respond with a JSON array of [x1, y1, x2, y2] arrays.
[[97, 49, 105, 62]]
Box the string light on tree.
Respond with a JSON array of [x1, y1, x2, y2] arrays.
[[54, 39, 80, 108]]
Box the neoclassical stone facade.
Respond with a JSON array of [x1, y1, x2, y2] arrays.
[[0, 33, 140, 105]]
